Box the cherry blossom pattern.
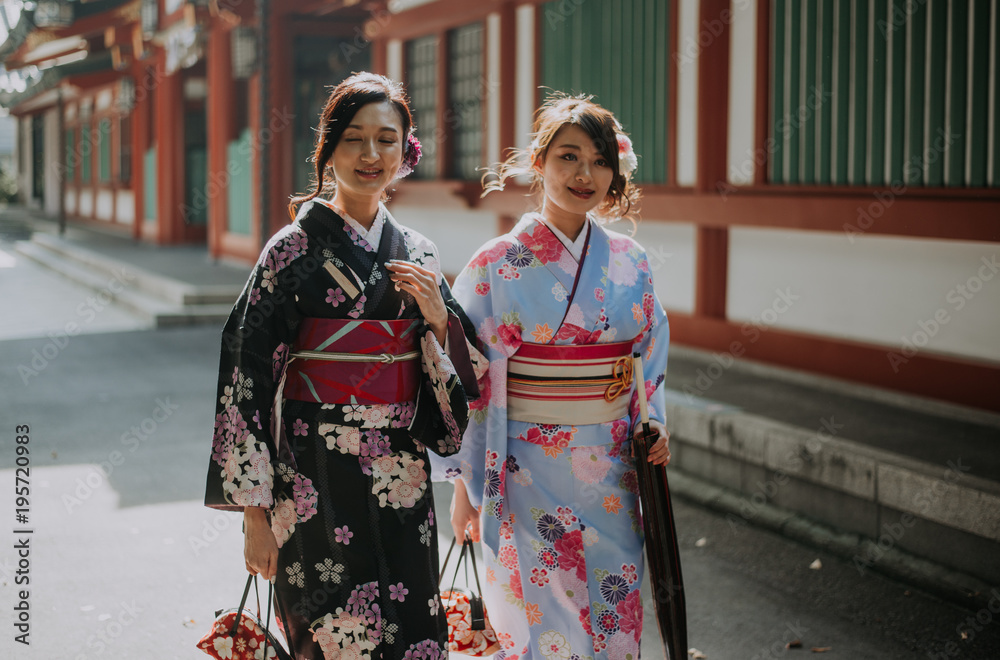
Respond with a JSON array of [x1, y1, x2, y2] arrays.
[[370, 452, 428, 509]]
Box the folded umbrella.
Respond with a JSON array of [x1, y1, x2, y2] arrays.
[[632, 351, 688, 660]]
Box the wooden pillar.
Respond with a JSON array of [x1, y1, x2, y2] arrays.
[[207, 19, 234, 259], [132, 63, 150, 240], [694, 0, 732, 320], [266, 7, 294, 238], [498, 2, 516, 156], [154, 56, 185, 244]]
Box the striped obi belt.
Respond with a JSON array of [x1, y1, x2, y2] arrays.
[[283, 318, 422, 406], [506, 340, 635, 425]]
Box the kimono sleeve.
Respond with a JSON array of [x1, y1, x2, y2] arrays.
[[629, 251, 670, 436], [427, 249, 502, 505], [409, 241, 488, 458], [205, 230, 305, 512]]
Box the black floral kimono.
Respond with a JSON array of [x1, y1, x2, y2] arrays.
[[205, 200, 486, 660]]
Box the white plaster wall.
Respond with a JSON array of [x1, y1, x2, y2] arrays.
[[728, 228, 1000, 362], [65, 188, 77, 215], [116, 190, 135, 225], [43, 108, 60, 216], [727, 0, 758, 185], [515, 4, 535, 150], [78, 189, 93, 217], [386, 40, 403, 84], [675, 0, 700, 186], [96, 189, 114, 221], [606, 218, 698, 314], [387, 205, 502, 277]]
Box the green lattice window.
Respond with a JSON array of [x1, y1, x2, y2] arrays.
[[80, 123, 92, 183], [64, 128, 76, 182], [541, 0, 668, 184], [98, 118, 112, 183], [407, 35, 439, 179], [448, 23, 484, 180], [770, 0, 1000, 187]]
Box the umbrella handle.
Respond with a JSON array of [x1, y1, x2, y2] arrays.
[[632, 351, 653, 441]]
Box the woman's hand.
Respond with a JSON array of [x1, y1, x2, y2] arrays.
[[633, 419, 671, 465], [244, 506, 279, 581], [386, 260, 449, 344], [450, 479, 480, 543]]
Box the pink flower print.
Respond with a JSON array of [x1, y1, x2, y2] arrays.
[[616, 588, 643, 642], [622, 563, 638, 584], [475, 282, 491, 296], [249, 287, 261, 306], [252, 410, 263, 430], [293, 419, 308, 436], [326, 287, 347, 307], [509, 570, 524, 600], [286, 232, 308, 255], [594, 287, 605, 302], [497, 322, 522, 348], [335, 526, 353, 545], [498, 263, 520, 280], [553, 530, 587, 581], [389, 583, 408, 601], [467, 240, 512, 269], [529, 567, 549, 587], [347, 295, 368, 319]]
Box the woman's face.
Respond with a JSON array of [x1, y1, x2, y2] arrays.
[[538, 124, 614, 218], [331, 101, 404, 200]]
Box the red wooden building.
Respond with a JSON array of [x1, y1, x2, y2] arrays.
[[2, 0, 999, 412]]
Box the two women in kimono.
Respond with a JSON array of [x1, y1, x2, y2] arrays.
[[204, 72, 485, 659], [432, 95, 672, 660]]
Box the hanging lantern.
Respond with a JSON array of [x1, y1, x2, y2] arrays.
[[231, 26, 257, 79], [141, 0, 160, 37], [116, 77, 136, 112], [34, 1, 75, 28]]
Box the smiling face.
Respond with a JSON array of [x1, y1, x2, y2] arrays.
[[330, 101, 405, 202], [538, 124, 615, 223]]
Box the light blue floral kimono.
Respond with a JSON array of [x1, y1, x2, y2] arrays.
[[431, 213, 669, 660]]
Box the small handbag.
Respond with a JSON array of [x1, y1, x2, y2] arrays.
[[439, 535, 502, 657], [197, 574, 293, 660]]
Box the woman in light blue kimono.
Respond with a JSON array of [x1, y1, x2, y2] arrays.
[[431, 95, 671, 660]]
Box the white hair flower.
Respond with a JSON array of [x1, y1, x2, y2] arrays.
[[617, 134, 638, 178]]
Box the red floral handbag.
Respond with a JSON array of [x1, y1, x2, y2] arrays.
[[440, 536, 502, 657], [197, 574, 292, 660]]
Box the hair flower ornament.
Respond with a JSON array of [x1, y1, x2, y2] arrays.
[[617, 134, 638, 178], [398, 133, 422, 178]]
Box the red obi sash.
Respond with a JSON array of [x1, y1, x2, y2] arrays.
[[283, 318, 422, 406]]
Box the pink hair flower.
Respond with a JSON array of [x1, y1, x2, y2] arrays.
[[397, 133, 422, 178]]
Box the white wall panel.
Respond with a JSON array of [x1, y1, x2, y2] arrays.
[[728, 228, 1000, 362], [727, 0, 758, 185]]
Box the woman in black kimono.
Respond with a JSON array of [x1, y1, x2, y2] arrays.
[[205, 72, 485, 659]]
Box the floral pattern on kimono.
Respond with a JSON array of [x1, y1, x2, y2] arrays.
[[431, 213, 669, 660], [206, 200, 486, 660]]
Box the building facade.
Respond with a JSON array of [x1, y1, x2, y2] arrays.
[[2, 0, 998, 411]]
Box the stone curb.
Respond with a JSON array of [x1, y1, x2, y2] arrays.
[[667, 469, 995, 611]]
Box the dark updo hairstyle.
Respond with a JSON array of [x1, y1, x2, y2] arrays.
[[483, 92, 640, 221], [288, 72, 414, 219]]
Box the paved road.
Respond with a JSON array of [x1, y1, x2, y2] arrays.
[[1, 239, 999, 659]]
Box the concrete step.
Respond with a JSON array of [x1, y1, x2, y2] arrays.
[[15, 240, 233, 327], [26, 232, 240, 306], [664, 347, 1000, 598]]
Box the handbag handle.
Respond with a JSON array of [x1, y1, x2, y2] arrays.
[[230, 573, 281, 659], [441, 535, 485, 598]]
